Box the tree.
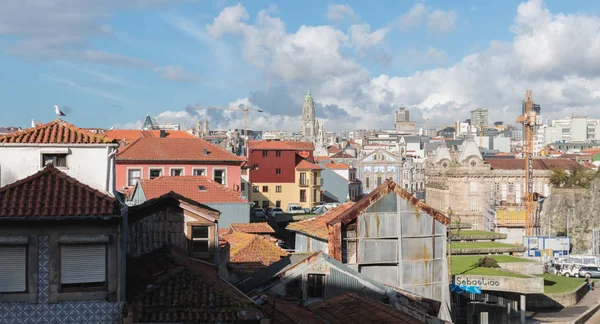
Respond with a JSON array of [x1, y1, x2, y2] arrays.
[[549, 168, 569, 187]]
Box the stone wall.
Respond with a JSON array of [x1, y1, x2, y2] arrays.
[[528, 282, 589, 309], [128, 207, 187, 258], [498, 262, 544, 275], [539, 178, 600, 253], [0, 236, 123, 323]]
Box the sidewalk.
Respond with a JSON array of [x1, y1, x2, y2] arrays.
[[526, 288, 600, 323]]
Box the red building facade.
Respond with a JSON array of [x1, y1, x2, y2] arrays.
[[248, 141, 315, 183]]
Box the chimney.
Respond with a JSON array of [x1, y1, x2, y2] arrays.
[[159, 130, 166, 138], [203, 149, 208, 156]]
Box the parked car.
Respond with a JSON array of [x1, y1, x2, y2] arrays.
[[286, 204, 305, 214], [559, 264, 582, 278], [579, 266, 600, 278], [252, 208, 267, 218], [269, 208, 284, 217], [266, 207, 274, 217]]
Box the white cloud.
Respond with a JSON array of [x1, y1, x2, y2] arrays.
[[427, 9, 457, 33], [349, 24, 391, 54], [154, 65, 200, 83], [327, 4, 359, 23], [398, 3, 456, 34], [124, 0, 600, 133], [39, 74, 136, 104]]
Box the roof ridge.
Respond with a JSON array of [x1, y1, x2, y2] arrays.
[[115, 136, 142, 157]]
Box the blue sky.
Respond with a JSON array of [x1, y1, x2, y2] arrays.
[[2, 0, 600, 131]]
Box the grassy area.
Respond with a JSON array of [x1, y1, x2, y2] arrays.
[[451, 242, 522, 249], [451, 230, 504, 236], [537, 273, 590, 293], [451, 256, 529, 278]]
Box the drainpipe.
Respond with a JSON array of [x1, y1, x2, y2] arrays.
[[214, 220, 220, 270], [107, 147, 118, 196], [119, 205, 129, 303]]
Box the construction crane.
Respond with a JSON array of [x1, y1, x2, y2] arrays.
[[185, 104, 263, 143], [516, 90, 540, 236]]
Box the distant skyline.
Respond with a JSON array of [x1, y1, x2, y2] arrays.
[[2, 0, 600, 132]]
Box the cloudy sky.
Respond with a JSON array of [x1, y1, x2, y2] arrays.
[[2, 0, 600, 132]]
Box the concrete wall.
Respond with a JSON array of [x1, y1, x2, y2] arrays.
[[498, 262, 544, 275], [453, 275, 544, 294], [0, 225, 123, 323], [529, 283, 590, 309], [319, 164, 349, 203], [0, 145, 116, 193], [293, 232, 328, 254], [497, 227, 526, 245], [205, 203, 249, 228]]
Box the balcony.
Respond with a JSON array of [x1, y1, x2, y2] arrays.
[[299, 180, 309, 187]]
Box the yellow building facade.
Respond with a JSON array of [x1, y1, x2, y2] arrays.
[[249, 168, 322, 212]]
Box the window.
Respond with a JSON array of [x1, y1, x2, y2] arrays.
[[193, 168, 205, 176], [276, 186, 282, 193], [253, 201, 259, 207], [262, 151, 268, 157], [262, 186, 269, 193], [170, 168, 184, 176], [60, 244, 106, 291], [241, 182, 245, 191], [276, 168, 282, 175], [42, 154, 67, 167], [300, 189, 307, 202], [214, 169, 226, 185], [365, 177, 370, 189], [307, 274, 325, 298], [377, 176, 382, 186], [276, 200, 281, 207], [262, 201, 269, 209], [373, 155, 377, 160], [191, 226, 210, 256], [300, 172, 307, 185], [469, 182, 477, 193], [0, 245, 27, 293], [508, 183, 514, 193], [501, 184, 507, 201], [149, 169, 163, 179], [253, 186, 259, 192], [276, 150, 281, 157], [516, 184, 521, 203], [469, 200, 478, 212], [313, 189, 318, 202], [127, 169, 141, 186]]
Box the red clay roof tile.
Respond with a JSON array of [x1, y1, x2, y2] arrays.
[[0, 120, 117, 144], [248, 140, 314, 150], [287, 202, 355, 240], [103, 129, 197, 141], [322, 162, 351, 170], [116, 137, 245, 162], [485, 158, 580, 170], [230, 222, 275, 234], [221, 231, 288, 270], [139, 176, 248, 203], [296, 159, 323, 171], [0, 165, 119, 217]]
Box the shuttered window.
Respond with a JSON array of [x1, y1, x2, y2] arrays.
[[60, 244, 106, 288], [0, 246, 26, 292]]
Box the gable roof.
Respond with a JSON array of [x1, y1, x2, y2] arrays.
[[230, 222, 275, 234], [329, 152, 354, 159], [128, 191, 220, 223], [103, 129, 197, 141], [307, 293, 424, 324], [327, 180, 450, 226], [138, 176, 248, 204], [221, 231, 288, 271], [116, 137, 245, 162], [485, 158, 580, 170], [248, 140, 314, 150], [295, 159, 323, 171], [287, 202, 355, 240], [236, 253, 316, 293], [0, 120, 117, 144], [322, 162, 350, 170], [127, 247, 262, 322], [458, 137, 483, 162], [0, 164, 120, 217]]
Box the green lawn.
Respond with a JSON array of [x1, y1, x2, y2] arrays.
[[451, 230, 505, 236], [451, 256, 530, 278], [451, 242, 522, 249], [537, 273, 590, 293]]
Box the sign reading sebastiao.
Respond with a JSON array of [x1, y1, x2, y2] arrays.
[[454, 276, 500, 288]]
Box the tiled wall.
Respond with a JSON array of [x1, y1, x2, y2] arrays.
[[0, 236, 123, 324]]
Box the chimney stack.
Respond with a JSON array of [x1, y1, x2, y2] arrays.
[[159, 130, 166, 138]]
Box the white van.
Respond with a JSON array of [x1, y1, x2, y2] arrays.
[[286, 204, 305, 214]]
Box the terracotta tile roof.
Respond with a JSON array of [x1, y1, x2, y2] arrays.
[[329, 152, 354, 159], [103, 129, 197, 141], [323, 162, 350, 170], [0, 120, 117, 144], [116, 137, 245, 162], [128, 191, 221, 223], [307, 293, 424, 324], [315, 156, 332, 163], [485, 158, 580, 170], [230, 222, 275, 234], [327, 145, 341, 154], [0, 165, 120, 217], [221, 231, 288, 271], [138, 176, 248, 203], [261, 296, 328, 324], [248, 140, 314, 150], [295, 159, 323, 171], [127, 247, 262, 322], [494, 152, 516, 156], [287, 202, 355, 240]]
